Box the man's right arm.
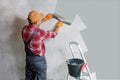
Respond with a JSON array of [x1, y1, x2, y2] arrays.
[[52, 21, 63, 32]]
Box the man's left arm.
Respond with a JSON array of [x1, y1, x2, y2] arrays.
[[44, 21, 63, 40]]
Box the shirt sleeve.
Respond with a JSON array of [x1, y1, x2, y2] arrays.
[[22, 25, 28, 43], [44, 30, 57, 40]]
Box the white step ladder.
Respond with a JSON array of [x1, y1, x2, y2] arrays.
[[67, 42, 96, 80]]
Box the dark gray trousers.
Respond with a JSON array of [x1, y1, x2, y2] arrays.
[[25, 46, 47, 80]]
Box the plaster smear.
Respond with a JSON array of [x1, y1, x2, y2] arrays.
[[0, 0, 88, 80], [45, 15, 88, 80]]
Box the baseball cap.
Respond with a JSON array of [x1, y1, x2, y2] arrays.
[[28, 10, 44, 23]]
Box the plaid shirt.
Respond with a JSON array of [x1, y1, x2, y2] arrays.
[[22, 24, 57, 56]]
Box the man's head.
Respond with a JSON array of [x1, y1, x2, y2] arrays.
[[27, 10, 44, 25]]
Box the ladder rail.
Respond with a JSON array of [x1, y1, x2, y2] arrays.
[[69, 42, 93, 80]]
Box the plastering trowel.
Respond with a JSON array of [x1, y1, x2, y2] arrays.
[[53, 13, 71, 25]]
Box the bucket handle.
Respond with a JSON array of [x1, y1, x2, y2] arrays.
[[69, 42, 93, 80]]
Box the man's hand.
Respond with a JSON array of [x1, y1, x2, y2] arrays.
[[53, 21, 63, 32], [56, 21, 63, 27], [44, 13, 53, 21]]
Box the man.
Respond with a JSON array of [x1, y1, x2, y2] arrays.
[[22, 10, 63, 80]]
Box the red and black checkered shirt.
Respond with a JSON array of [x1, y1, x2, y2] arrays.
[[22, 24, 57, 56]]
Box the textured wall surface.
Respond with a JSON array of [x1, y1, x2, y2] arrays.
[[0, 0, 87, 80], [0, 0, 58, 80]]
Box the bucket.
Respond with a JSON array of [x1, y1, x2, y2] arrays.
[[66, 58, 84, 78]]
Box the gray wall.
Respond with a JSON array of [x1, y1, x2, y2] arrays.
[[56, 0, 120, 79]]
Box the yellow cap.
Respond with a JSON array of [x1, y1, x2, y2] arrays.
[[28, 10, 44, 23]]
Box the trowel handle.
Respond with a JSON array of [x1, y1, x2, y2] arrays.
[[53, 15, 61, 21]]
